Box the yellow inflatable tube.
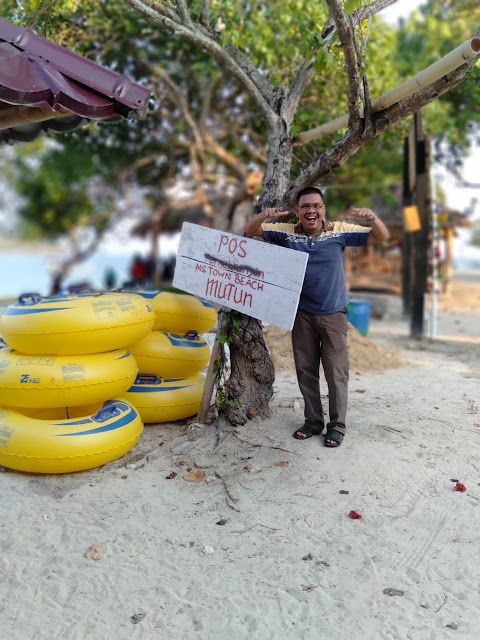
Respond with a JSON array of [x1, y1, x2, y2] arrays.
[[0, 400, 143, 474], [0, 292, 155, 355], [0, 348, 138, 408], [117, 289, 217, 333], [129, 330, 210, 378], [125, 373, 205, 424]]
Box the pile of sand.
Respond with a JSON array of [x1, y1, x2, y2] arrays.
[[264, 323, 404, 373]]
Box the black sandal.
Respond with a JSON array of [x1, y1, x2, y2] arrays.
[[293, 425, 321, 440], [324, 428, 344, 447]]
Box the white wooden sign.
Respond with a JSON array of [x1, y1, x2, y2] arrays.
[[173, 222, 308, 331]]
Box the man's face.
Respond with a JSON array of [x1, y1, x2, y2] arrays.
[[296, 193, 326, 236]]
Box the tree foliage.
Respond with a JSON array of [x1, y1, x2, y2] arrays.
[[13, 146, 97, 239], [2, 1, 479, 223]]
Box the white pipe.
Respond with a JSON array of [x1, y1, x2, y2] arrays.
[[430, 196, 439, 341], [295, 37, 480, 144]]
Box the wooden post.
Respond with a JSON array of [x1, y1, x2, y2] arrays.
[[402, 124, 415, 316], [196, 310, 228, 424], [410, 131, 432, 338]]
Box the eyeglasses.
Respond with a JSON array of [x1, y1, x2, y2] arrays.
[[299, 203, 325, 211]]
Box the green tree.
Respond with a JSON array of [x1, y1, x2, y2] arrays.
[[121, 0, 479, 424], [12, 143, 118, 292]]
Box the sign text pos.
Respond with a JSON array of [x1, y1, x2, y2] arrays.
[[173, 223, 308, 331]]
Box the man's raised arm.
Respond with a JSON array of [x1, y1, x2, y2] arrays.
[[244, 208, 290, 237]]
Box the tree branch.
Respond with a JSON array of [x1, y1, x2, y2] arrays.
[[326, 0, 362, 133], [202, 132, 248, 181], [146, 63, 204, 153], [223, 45, 275, 107], [288, 61, 476, 199], [322, 0, 398, 46], [125, 0, 182, 24], [124, 0, 277, 129], [201, 0, 211, 27], [284, 60, 315, 123], [362, 73, 374, 138], [175, 0, 192, 26]]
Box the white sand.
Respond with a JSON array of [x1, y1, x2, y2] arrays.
[[1, 288, 480, 640]]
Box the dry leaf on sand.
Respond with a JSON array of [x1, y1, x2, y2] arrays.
[[183, 470, 206, 482], [84, 544, 105, 560], [244, 465, 262, 473]]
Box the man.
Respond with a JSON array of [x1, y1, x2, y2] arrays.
[[244, 187, 389, 447]]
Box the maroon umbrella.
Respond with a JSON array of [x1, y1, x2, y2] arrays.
[[0, 17, 150, 143]]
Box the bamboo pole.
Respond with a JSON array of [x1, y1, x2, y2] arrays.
[[295, 37, 480, 145], [0, 104, 73, 131]]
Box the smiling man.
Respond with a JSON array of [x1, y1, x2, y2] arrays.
[[244, 186, 389, 447]]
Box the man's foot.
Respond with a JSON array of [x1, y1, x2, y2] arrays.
[[324, 428, 344, 447], [293, 425, 321, 440]]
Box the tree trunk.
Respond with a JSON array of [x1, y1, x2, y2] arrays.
[[222, 124, 292, 426], [222, 313, 275, 425]]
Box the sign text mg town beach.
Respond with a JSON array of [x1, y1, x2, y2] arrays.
[[173, 223, 308, 330]]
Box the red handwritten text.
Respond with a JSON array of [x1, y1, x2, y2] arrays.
[[218, 235, 248, 258], [205, 279, 253, 307]]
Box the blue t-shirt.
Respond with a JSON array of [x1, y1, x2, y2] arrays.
[[262, 221, 370, 315]]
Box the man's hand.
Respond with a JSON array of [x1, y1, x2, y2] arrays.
[[343, 206, 390, 242], [261, 207, 290, 219], [344, 207, 376, 224], [244, 207, 290, 238]]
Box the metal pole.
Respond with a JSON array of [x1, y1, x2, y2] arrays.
[[430, 196, 439, 340]]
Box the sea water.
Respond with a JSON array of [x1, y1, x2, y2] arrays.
[[0, 251, 134, 300]]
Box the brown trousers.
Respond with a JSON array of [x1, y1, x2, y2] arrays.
[[291, 308, 349, 435]]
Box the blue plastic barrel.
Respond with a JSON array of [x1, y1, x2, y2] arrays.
[[346, 300, 371, 336]]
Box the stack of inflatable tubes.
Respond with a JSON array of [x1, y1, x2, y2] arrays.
[[0, 292, 155, 473], [112, 289, 216, 424]]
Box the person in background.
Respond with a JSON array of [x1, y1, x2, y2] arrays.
[[130, 254, 148, 287], [103, 267, 117, 290], [244, 186, 389, 448]]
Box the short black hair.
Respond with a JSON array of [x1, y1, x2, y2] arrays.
[[296, 186, 324, 204]]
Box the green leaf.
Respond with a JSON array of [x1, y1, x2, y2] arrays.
[[218, 334, 228, 345], [344, 0, 362, 16]]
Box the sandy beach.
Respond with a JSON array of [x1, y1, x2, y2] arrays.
[[1, 276, 480, 640]]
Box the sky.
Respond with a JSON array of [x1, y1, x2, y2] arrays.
[[381, 0, 422, 26]]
